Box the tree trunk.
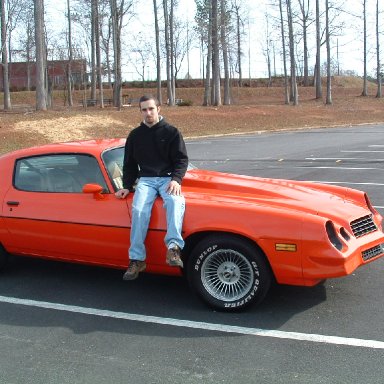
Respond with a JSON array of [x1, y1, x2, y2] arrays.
[[1, 0, 11, 110], [279, 0, 289, 104], [376, 0, 382, 98], [94, 0, 104, 108], [265, 15, 272, 87], [153, 0, 162, 104], [298, 0, 309, 86], [110, 0, 122, 109], [212, 0, 221, 106], [67, 0, 73, 107], [34, 0, 47, 111], [235, 5, 242, 87], [286, 0, 298, 105], [362, 0, 368, 96], [163, 0, 174, 105], [220, 0, 230, 105], [91, 0, 97, 99], [170, 0, 176, 100], [26, 17, 33, 91], [315, 0, 322, 99], [325, 0, 332, 105], [203, 3, 212, 106]]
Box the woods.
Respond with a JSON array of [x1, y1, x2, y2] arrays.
[[0, 0, 383, 111]]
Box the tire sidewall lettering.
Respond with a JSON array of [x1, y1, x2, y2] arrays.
[[188, 236, 271, 311], [195, 243, 260, 308], [194, 244, 218, 271]]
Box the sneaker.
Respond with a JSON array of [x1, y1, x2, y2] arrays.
[[166, 246, 183, 268], [123, 260, 146, 280]]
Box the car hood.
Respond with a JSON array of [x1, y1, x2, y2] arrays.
[[184, 169, 370, 223]]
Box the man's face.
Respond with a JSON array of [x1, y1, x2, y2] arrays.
[[140, 99, 160, 127]]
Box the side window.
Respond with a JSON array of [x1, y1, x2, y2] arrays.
[[14, 154, 109, 193], [14, 160, 47, 192]]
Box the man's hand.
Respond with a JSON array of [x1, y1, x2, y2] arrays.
[[115, 188, 130, 199], [167, 180, 182, 196]]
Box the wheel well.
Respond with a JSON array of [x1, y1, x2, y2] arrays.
[[183, 231, 274, 277], [0, 243, 9, 270]]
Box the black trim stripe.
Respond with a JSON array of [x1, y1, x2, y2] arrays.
[[1, 216, 167, 233]]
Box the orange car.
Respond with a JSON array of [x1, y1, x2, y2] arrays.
[[1, 139, 383, 310]]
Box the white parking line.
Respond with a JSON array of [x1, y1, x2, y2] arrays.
[[310, 181, 384, 186], [297, 166, 380, 170], [341, 150, 384, 153], [0, 295, 383, 350], [305, 157, 384, 161]]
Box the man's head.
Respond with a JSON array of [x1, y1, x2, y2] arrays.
[[139, 95, 160, 127]]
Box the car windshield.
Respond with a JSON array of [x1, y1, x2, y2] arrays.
[[102, 146, 196, 191]]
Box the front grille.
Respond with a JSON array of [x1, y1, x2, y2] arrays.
[[350, 215, 377, 238], [362, 244, 384, 261]]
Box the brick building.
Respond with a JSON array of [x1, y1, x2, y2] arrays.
[[0, 59, 87, 91]]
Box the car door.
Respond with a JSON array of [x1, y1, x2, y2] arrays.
[[2, 153, 131, 268]]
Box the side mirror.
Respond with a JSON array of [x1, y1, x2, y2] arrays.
[[82, 183, 105, 200]]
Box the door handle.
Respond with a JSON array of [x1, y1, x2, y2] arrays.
[[6, 201, 20, 206]]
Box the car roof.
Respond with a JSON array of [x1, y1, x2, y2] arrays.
[[1, 139, 126, 160]]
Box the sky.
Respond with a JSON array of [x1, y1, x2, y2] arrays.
[[43, 0, 377, 82]]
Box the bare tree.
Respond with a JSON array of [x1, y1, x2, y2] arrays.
[[153, 0, 162, 103], [110, 0, 133, 108], [1, 0, 11, 110], [71, 0, 94, 97], [286, 0, 298, 105], [325, 0, 332, 105], [163, 0, 174, 105], [34, 0, 47, 110], [232, 0, 244, 87], [129, 39, 151, 88], [67, 0, 74, 107], [262, 12, 273, 87], [162, 0, 191, 103], [212, 0, 221, 106], [376, 0, 381, 98], [5, 0, 24, 64], [220, 0, 230, 104], [297, 0, 311, 86], [99, 1, 113, 88], [90, 0, 97, 99], [315, 0, 322, 98], [93, 0, 104, 107], [279, 0, 290, 104], [170, 0, 175, 99], [17, 2, 34, 91], [195, 0, 211, 105], [362, 0, 368, 96]]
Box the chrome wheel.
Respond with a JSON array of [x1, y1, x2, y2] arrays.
[[201, 249, 254, 302], [188, 234, 272, 311]]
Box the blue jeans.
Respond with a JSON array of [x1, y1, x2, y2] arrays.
[[129, 177, 185, 261]]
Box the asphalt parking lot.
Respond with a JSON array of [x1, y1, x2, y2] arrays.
[[0, 125, 383, 384]]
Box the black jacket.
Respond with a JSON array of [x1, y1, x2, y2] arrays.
[[122, 118, 189, 190]]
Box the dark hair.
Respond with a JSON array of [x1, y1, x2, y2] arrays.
[[139, 94, 160, 108]]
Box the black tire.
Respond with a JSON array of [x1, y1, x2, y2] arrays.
[[187, 234, 272, 311], [0, 245, 9, 271]]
